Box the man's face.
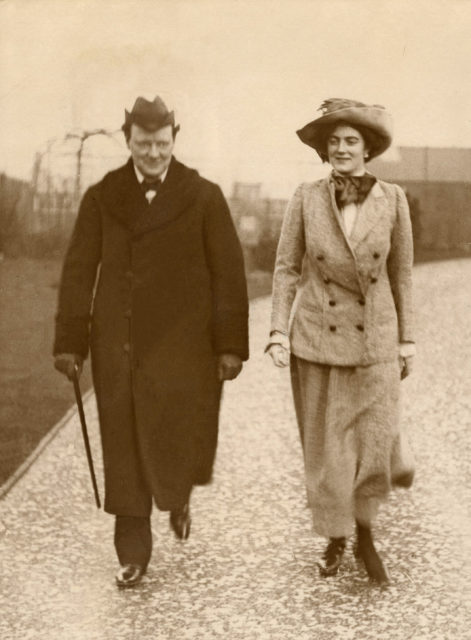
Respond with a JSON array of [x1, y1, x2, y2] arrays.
[[127, 123, 175, 179]]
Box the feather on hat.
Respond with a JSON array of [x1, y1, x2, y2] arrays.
[[296, 98, 393, 161]]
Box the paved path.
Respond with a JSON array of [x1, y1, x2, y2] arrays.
[[1, 259, 470, 640]]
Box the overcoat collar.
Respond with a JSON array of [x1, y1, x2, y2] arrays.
[[102, 156, 201, 235]]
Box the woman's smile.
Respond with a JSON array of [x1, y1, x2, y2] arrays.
[[327, 125, 368, 175]]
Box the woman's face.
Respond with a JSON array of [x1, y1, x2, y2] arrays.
[[327, 125, 368, 176]]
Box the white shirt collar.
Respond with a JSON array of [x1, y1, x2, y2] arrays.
[[133, 164, 169, 185]]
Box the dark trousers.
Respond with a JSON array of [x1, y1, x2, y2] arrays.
[[114, 515, 152, 568]]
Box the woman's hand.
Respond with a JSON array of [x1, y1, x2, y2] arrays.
[[268, 344, 290, 368]]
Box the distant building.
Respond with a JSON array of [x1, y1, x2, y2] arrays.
[[369, 147, 471, 250], [228, 182, 286, 271]]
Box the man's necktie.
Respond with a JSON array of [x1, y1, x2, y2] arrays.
[[142, 179, 161, 203]]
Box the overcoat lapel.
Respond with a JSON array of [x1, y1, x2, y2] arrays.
[[102, 158, 148, 229], [133, 158, 201, 237], [102, 157, 201, 236]]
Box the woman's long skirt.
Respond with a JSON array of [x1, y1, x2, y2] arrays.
[[290, 355, 415, 539]]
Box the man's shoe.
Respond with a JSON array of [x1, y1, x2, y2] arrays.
[[317, 537, 346, 577], [169, 503, 191, 540], [115, 563, 145, 588]]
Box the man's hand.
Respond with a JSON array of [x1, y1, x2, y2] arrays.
[[400, 355, 414, 380], [217, 354, 243, 381], [54, 353, 83, 381]]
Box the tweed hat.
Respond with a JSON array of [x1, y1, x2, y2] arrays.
[[296, 98, 393, 161], [122, 96, 180, 134]]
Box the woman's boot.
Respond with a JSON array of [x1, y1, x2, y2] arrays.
[[355, 521, 390, 584], [317, 537, 346, 577]]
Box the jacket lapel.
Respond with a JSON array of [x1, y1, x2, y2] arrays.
[[349, 181, 388, 248], [327, 178, 355, 256], [324, 176, 387, 297]]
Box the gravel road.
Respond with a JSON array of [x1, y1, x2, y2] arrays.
[[0, 259, 470, 640]]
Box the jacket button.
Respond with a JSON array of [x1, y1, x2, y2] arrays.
[[329, 325, 337, 332], [329, 300, 336, 307], [317, 255, 325, 261], [356, 324, 364, 332], [123, 343, 130, 353], [358, 299, 365, 306], [370, 277, 378, 283], [124, 309, 131, 319], [373, 252, 380, 259]]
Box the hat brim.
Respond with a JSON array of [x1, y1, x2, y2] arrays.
[[296, 106, 393, 160]]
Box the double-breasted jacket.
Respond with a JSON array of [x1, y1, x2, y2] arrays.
[[270, 176, 414, 366]]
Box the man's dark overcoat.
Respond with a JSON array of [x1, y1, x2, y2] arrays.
[[54, 157, 249, 515]]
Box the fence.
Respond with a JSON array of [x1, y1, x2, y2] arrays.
[[0, 130, 129, 256], [1, 141, 470, 260]]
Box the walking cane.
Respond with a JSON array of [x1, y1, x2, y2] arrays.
[[72, 364, 101, 509]]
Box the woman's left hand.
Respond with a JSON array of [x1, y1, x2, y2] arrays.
[[268, 344, 290, 368]]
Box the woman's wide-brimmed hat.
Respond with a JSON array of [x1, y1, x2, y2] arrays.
[[296, 98, 393, 161], [122, 96, 180, 135]]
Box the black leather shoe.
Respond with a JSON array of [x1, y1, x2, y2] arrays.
[[115, 563, 145, 588], [169, 503, 191, 540], [355, 522, 390, 585], [317, 537, 346, 577]]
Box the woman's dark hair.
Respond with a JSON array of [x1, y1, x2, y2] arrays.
[[318, 120, 381, 163]]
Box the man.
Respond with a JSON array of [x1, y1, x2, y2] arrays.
[[54, 96, 249, 587]]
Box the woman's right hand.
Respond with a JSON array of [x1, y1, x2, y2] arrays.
[[268, 344, 290, 368]]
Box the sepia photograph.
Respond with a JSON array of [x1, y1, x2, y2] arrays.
[[0, 0, 470, 638]]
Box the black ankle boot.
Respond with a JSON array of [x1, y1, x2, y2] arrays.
[[317, 537, 346, 577], [355, 522, 390, 584]]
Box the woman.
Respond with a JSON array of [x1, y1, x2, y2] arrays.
[[267, 99, 415, 584]]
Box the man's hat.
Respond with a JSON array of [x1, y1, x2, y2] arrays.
[[122, 96, 180, 134], [296, 98, 393, 161]]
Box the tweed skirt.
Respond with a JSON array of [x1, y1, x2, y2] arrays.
[[290, 355, 414, 539]]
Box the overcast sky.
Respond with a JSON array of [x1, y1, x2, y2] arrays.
[[1, 0, 470, 197]]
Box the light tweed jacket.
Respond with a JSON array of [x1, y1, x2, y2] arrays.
[[270, 176, 414, 366]]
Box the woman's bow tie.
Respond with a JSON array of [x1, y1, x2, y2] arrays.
[[333, 174, 376, 207]]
